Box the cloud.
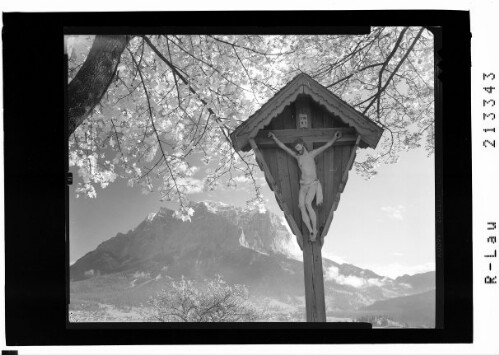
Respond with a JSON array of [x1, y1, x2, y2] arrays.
[[233, 175, 251, 183], [324, 266, 340, 281], [381, 205, 406, 220], [366, 278, 385, 287], [177, 177, 204, 194], [339, 275, 367, 288], [324, 266, 386, 288], [368, 262, 436, 279]]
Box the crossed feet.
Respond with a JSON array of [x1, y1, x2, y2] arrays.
[[309, 229, 318, 242], [309, 226, 324, 242]]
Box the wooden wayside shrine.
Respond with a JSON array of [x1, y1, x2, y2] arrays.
[[231, 73, 383, 322]]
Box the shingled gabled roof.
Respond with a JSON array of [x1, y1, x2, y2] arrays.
[[231, 73, 384, 152]]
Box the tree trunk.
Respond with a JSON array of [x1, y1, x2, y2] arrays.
[[67, 35, 129, 135]]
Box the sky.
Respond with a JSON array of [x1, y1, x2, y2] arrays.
[[69, 145, 435, 279]]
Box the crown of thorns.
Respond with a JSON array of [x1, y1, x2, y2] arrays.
[[292, 138, 306, 147]]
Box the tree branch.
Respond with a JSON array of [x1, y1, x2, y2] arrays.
[[326, 63, 384, 88], [128, 47, 185, 207], [362, 28, 424, 115], [142, 35, 218, 118]]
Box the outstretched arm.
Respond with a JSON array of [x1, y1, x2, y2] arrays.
[[268, 132, 297, 158], [310, 131, 342, 158]]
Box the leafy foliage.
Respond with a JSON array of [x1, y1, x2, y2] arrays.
[[143, 276, 260, 322], [68, 29, 434, 219]]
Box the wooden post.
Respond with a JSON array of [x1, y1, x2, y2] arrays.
[[296, 95, 327, 322], [302, 234, 327, 321]]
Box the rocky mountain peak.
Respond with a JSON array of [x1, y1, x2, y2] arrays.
[[71, 201, 434, 295]]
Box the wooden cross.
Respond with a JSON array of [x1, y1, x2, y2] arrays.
[[230, 73, 383, 322], [251, 97, 360, 321]]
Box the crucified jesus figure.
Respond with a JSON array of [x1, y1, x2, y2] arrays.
[[268, 131, 342, 242]]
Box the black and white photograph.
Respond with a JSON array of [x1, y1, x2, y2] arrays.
[[67, 29, 437, 326], [6, 5, 495, 352]]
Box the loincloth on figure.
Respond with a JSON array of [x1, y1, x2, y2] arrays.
[[299, 179, 323, 206]]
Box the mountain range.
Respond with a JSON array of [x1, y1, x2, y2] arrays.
[[70, 201, 435, 326]]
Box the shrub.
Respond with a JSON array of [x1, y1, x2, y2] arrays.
[[144, 276, 260, 322]]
